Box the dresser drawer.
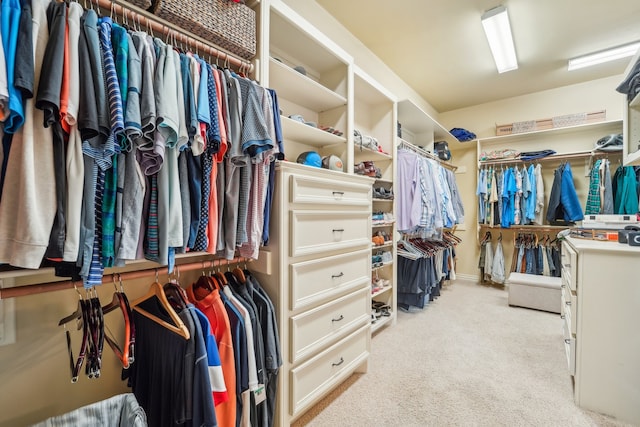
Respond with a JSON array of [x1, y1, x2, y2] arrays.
[[561, 284, 577, 336], [290, 287, 370, 364], [290, 325, 370, 416], [563, 317, 576, 376], [290, 248, 371, 311], [290, 174, 371, 207], [561, 241, 577, 291], [290, 210, 370, 257]]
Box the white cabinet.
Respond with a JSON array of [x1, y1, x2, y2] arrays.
[[254, 162, 372, 426], [560, 237, 640, 425]]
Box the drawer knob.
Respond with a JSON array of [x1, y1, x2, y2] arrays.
[[332, 228, 345, 233], [331, 315, 344, 322], [561, 284, 566, 289], [331, 357, 344, 367], [332, 191, 345, 196], [565, 301, 571, 306], [560, 314, 565, 319], [564, 339, 571, 345], [331, 272, 344, 279]]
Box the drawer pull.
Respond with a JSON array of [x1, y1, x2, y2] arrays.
[[561, 284, 566, 289], [332, 228, 345, 233], [564, 339, 571, 345], [332, 191, 345, 196], [560, 314, 565, 319], [331, 315, 344, 323], [565, 301, 571, 306], [331, 272, 344, 279], [331, 357, 344, 367]]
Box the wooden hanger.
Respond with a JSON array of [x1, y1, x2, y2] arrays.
[[132, 279, 190, 340], [232, 264, 246, 284]]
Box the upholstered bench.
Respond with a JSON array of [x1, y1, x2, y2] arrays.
[[506, 272, 562, 314]]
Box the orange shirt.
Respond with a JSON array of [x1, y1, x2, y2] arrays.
[[187, 285, 237, 427], [59, 16, 70, 134]]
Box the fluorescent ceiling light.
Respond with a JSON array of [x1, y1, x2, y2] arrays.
[[568, 42, 640, 71], [481, 5, 518, 73]]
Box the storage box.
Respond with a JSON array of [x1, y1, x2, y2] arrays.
[[496, 110, 607, 136], [125, 0, 257, 60]]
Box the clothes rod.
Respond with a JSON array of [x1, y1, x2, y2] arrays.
[[103, 0, 253, 72], [0, 256, 252, 300], [398, 141, 458, 171], [478, 150, 616, 166]]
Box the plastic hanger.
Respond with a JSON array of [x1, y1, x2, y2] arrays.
[[59, 284, 90, 382], [132, 274, 190, 340]]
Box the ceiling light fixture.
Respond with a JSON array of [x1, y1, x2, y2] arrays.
[[568, 42, 640, 71], [481, 5, 518, 73]]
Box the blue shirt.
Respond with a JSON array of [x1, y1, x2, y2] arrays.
[[1, 0, 24, 133]]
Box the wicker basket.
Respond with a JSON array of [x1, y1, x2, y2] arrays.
[[126, 0, 256, 60]]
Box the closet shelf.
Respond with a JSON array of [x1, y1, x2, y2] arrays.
[[354, 147, 393, 161], [371, 314, 393, 333], [372, 198, 394, 202], [371, 262, 393, 271], [371, 284, 392, 298], [372, 242, 394, 250], [372, 222, 395, 228], [280, 116, 347, 147], [374, 178, 393, 185], [270, 58, 347, 111], [476, 119, 623, 146]]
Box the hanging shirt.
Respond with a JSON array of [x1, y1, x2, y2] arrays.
[[585, 159, 602, 215], [513, 167, 523, 225], [0, 0, 55, 269], [476, 168, 487, 224], [613, 166, 639, 214], [500, 167, 517, 228], [491, 239, 505, 284], [559, 162, 584, 222], [2, 0, 24, 133]]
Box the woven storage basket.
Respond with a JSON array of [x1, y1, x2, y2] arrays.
[[126, 0, 256, 60]]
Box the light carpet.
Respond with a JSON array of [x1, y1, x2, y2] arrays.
[[292, 280, 635, 427]]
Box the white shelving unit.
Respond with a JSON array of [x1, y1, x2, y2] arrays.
[[265, 0, 352, 171], [353, 66, 397, 334]]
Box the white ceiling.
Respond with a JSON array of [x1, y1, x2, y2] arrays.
[[314, 0, 640, 113]]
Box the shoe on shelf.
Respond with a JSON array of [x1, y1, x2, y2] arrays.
[[380, 251, 392, 264]]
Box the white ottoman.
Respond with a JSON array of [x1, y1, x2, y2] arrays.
[[506, 272, 562, 314]]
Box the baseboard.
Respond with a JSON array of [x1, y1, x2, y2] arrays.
[[452, 273, 479, 283]]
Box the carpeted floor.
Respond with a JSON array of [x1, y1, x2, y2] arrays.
[[292, 280, 635, 427]]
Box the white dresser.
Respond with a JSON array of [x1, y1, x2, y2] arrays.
[[561, 236, 640, 425], [255, 161, 373, 426]]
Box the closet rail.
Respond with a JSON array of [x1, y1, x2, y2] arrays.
[[398, 140, 458, 171], [0, 257, 252, 300], [103, 0, 253, 72], [478, 150, 615, 166]]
